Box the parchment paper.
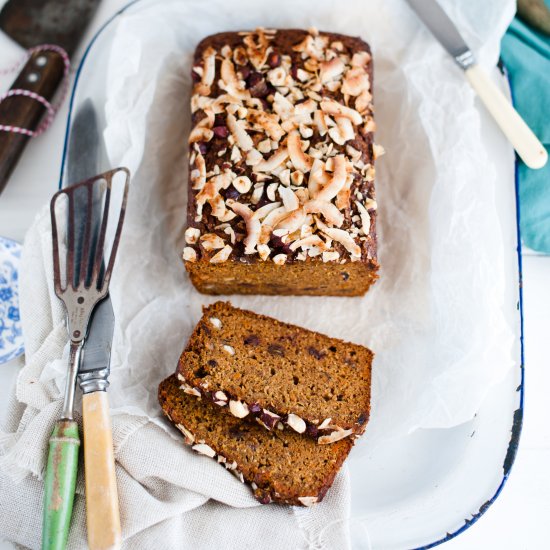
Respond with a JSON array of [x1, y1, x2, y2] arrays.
[[46, 0, 517, 451]]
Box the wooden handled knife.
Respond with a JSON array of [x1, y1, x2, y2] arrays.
[[0, 0, 100, 195], [66, 99, 122, 550]]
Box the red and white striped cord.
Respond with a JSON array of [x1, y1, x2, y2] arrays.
[[0, 44, 70, 137]]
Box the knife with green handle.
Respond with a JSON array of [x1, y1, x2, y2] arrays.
[[42, 341, 83, 550], [41, 99, 98, 550]]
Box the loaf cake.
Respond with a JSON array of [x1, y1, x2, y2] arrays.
[[159, 374, 353, 505], [177, 301, 373, 443], [183, 27, 380, 295]]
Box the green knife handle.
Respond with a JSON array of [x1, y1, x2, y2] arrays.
[[42, 419, 80, 550]]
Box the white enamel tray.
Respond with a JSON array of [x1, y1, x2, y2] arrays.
[[60, 2, 523, 548]]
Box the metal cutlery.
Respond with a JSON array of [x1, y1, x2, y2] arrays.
[[406, 0, 548, 170], [65, 100, 123, 550], [79, 299, 121, 550], [42, 168, 129, 550]]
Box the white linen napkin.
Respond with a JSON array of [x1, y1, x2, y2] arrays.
[[0, 205, 351, 549]]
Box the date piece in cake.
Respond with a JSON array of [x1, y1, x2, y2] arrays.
[[183, 28, 380, 296], [177, 301, 373, 444], [159, 374, 353, 506]]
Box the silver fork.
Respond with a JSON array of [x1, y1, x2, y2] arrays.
[[42, 167, 129, 550]]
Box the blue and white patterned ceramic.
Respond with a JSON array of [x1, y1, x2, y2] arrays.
[[0, 236, 24, 364]]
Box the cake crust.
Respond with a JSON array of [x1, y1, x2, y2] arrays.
[[183, 28, 380, 295]]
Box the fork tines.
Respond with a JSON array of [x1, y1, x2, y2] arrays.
[[50, 168, 129, 300]]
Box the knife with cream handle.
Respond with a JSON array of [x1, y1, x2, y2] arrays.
[[406, 0, 547, 170]]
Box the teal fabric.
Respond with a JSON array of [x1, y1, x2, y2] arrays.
[[501, 6, 550, 253]]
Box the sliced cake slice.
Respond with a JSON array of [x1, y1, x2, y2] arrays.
[[177, 301, 373, 444], [159, 375, 353, 506]]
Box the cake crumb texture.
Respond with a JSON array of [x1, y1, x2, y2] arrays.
[[158, 374, 353, 505]]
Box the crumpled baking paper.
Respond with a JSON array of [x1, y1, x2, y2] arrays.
[[47, 0, 517, 451]]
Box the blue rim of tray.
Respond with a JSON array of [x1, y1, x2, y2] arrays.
[[418, 61, 525, 550], [58, 4, 525, 548]]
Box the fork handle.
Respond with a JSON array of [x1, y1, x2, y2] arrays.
[[82, 391, 121, 550], [42, 419, 80, 550]]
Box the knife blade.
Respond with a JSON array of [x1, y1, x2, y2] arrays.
[[0, 0, 101, 194], [65, 99, 102, 288], [64, 100, 122, 549], [66, 98, 101, 185], [405, 0, 548, 169], [64, 99, 113, 385], [78, 299, 114, 387], [405, 0, 474, 69]]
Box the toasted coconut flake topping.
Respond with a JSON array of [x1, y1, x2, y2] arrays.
[[355, 89, 372, 114], [279, 186, 300, 212], [342, 67, 370, 96], [196, 47, 216, 95], [318, 427, 354, 444], [273, 92, 295, 119], [187, 28, 378, 265], [185, 227, 200, 244], [320, 57, 345, 83], [220, 58, 250, 100], [192, 443, 217, 457], [228, 200, 261, 254], [253, 201, 282, 221], [328, 116, 355, 146], [262, 205, 288, 229], [183, 247, 197, 262], [304, 199, 344, 227], [190, 153, 207, 190], [200, 233, 226, 251], [316, 217, 361, 258], [355, 200, 371, 236], [208, 245, 232, 263], [289, 234, 325, 251], [322, 250, 340, 262], [287, 130, 312, 172], [275, 208, 308, 233], [315, 155, 348, 201], [320, 99, 363, 125], [176, 423, 195, 444], [313, 110, 328, 136], [298, 496, 319, 506], [189, 126, 214, 144], [254, 147, 289, 172], [351, 51, 371, 67], [227, 113, 253, 151]]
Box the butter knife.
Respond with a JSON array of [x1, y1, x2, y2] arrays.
[[406, 0, 548, 170]]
